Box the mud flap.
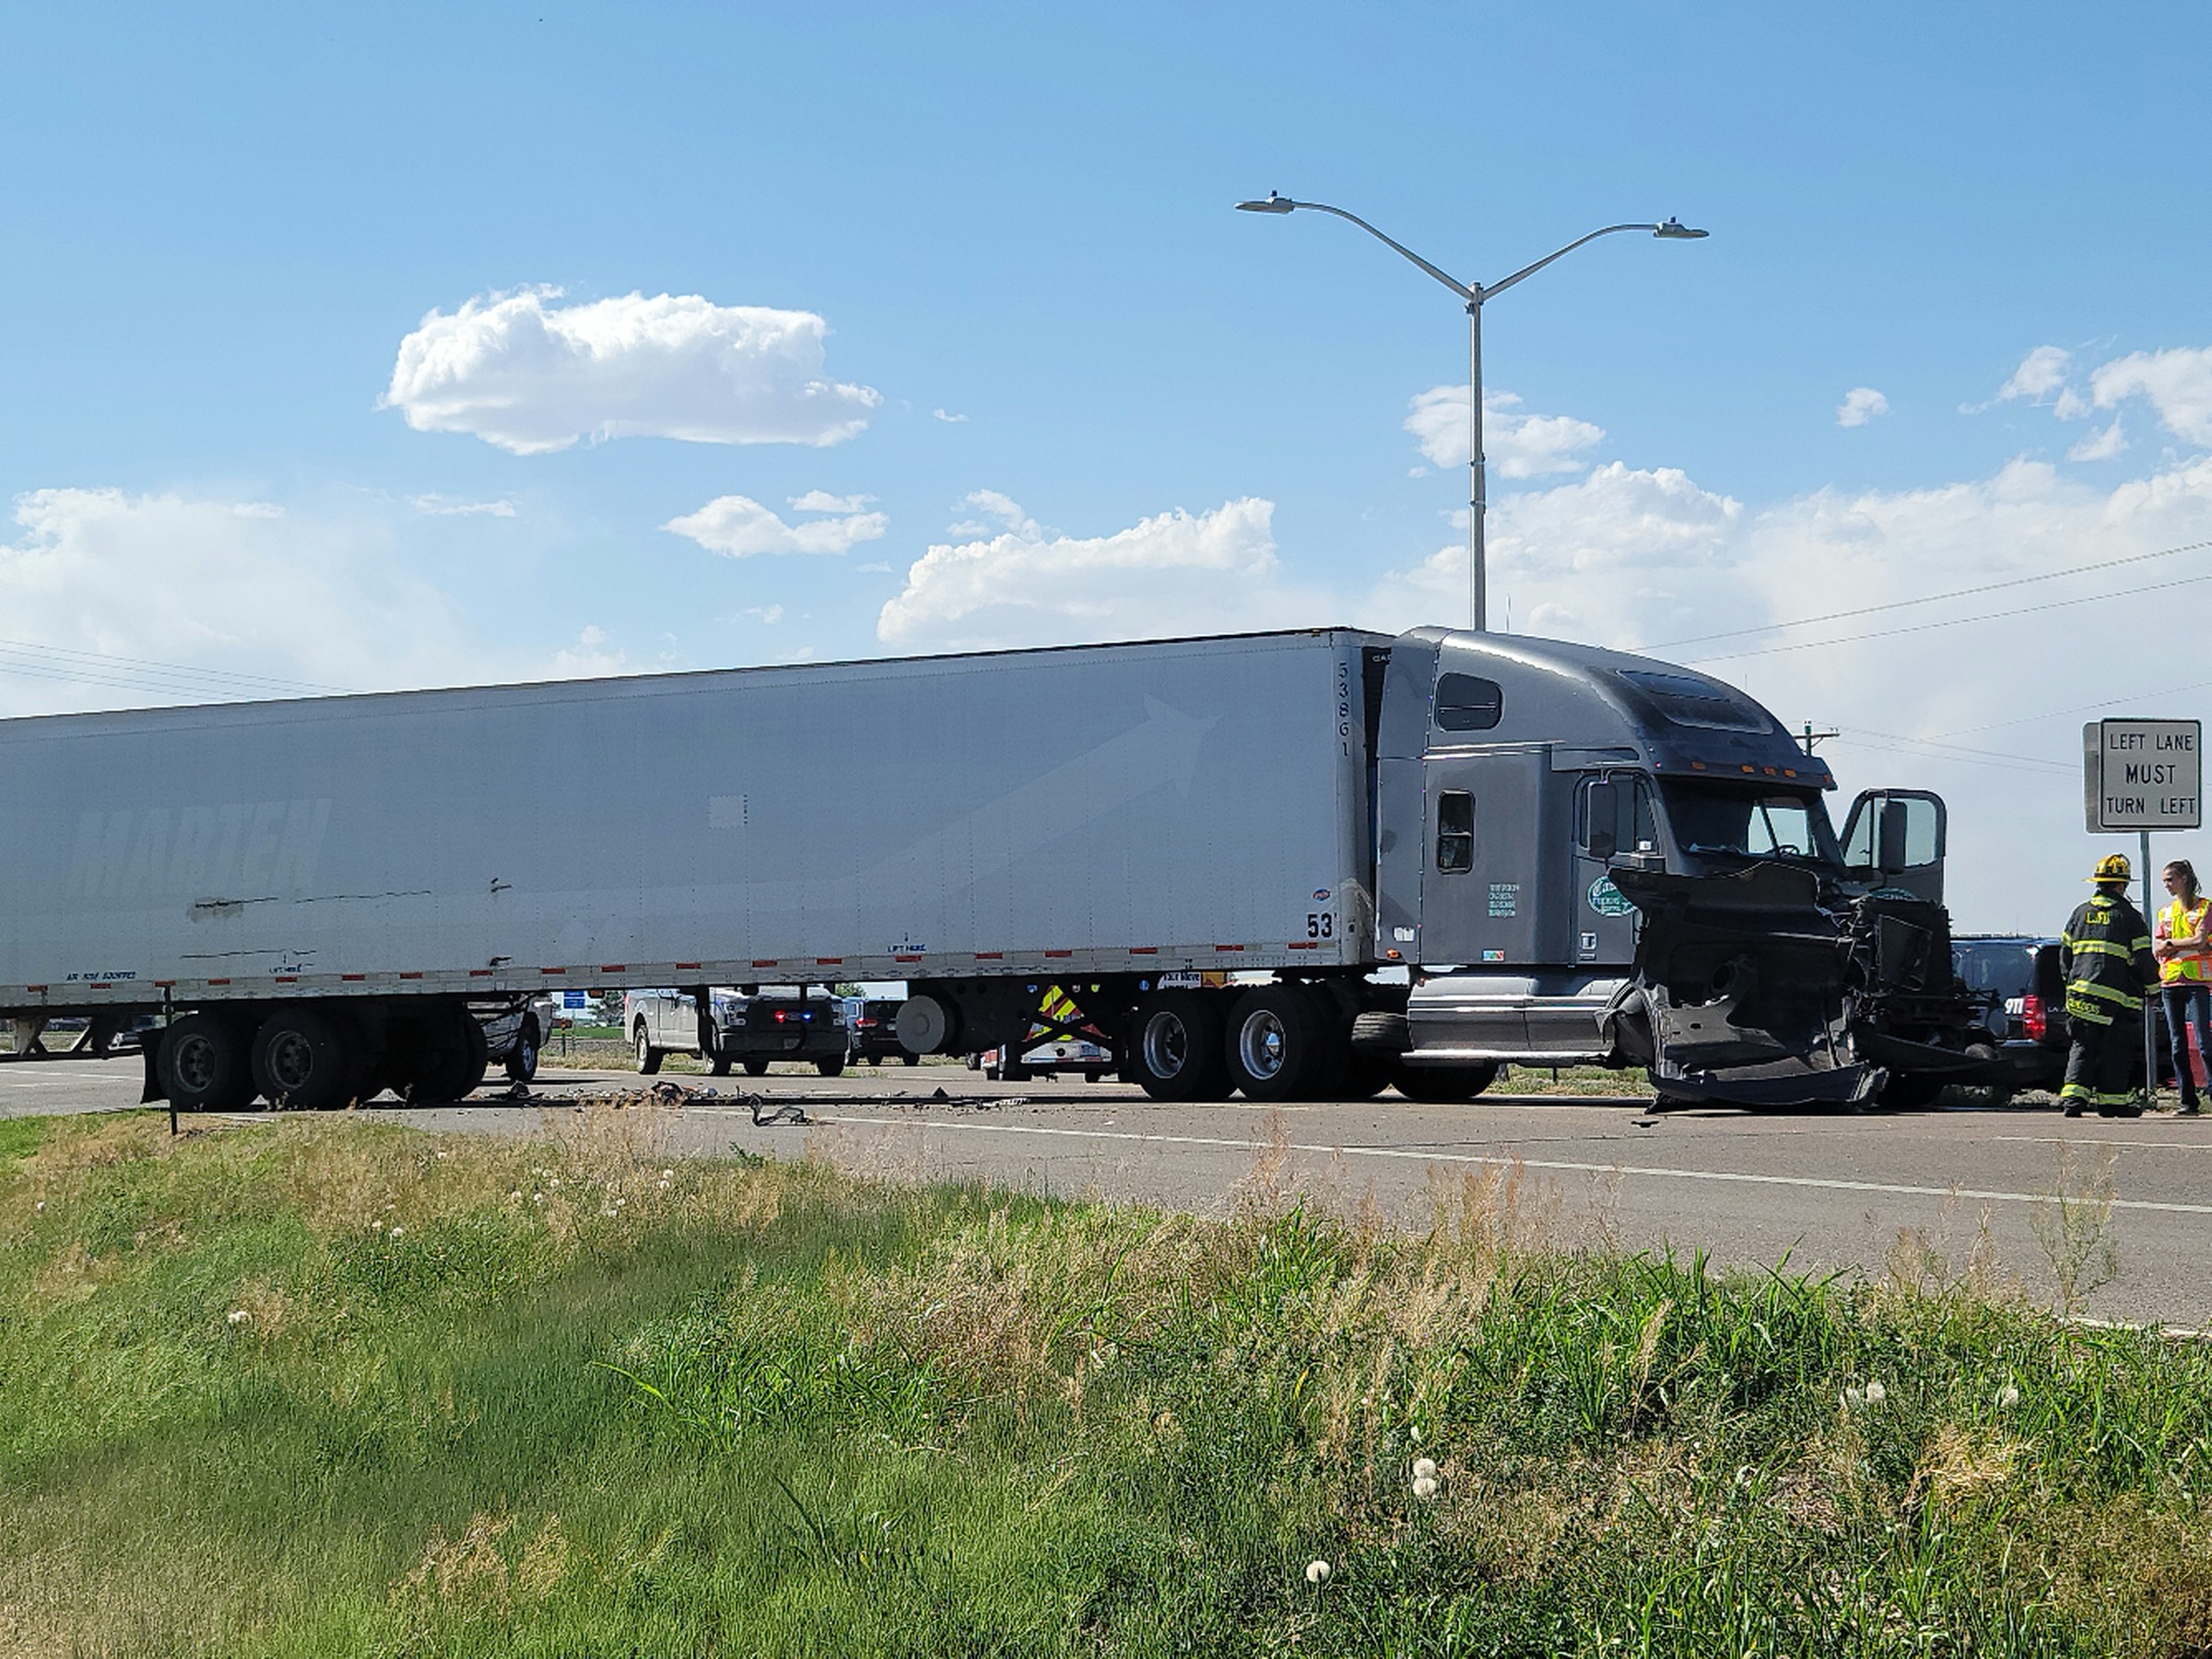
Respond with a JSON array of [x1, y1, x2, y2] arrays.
[[141, 1039, 167, 1103]]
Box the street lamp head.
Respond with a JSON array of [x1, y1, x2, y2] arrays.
[[1235, 192, 1297, 214], [1653, 218, 1709, 240]]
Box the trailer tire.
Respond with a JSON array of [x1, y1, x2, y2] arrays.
[[251, 1006, 353, 1111], [159, 1012, 254, 1112], [742, 1058, 770, 1077], [1390, 1061, 1500, 1103], [1128, 991, 1230, 1101], [634, 1023, 662, 1076], [816, 1056, 845, 1078]]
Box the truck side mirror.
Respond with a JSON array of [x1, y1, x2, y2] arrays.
[[1585, 782, 1619, 860], [1877, 801, 1911, 875]]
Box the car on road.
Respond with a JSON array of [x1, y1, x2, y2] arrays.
[[626, 987, 847, 1077], [841, 997, 918, 1066]]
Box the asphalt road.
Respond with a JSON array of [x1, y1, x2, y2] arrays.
[[6, 1053, 2208, 1328]]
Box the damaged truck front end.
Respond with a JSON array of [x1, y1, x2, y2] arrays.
[[1375, 630, 2000, 1109]]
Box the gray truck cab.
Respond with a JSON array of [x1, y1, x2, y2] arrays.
[[1376, 629, 1970, 1107]]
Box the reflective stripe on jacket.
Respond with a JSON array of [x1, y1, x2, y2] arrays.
[[2159, 896, 2212, 984], [2061, 891, 2157, 1021]]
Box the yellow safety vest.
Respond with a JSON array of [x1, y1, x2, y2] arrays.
[[2162, 897, 2212, 983]]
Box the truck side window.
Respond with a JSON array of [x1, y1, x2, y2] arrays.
[[1435, 675, 1502, 731], [1435, 791, 1474, 872]]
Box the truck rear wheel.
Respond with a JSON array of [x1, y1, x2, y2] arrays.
[[1391, 1061, 1500, 1103], [816, 1056, 845, 1078], [634, 1023, 662, 1076], [159, 1012, 254, 1112], [1226, 984, 1344, 1102], [708, 1053, 732, 1077], [1128, 991, 1230, 1101], [742, 1058, 770, 1077], [251, 1006, 353, 1111]]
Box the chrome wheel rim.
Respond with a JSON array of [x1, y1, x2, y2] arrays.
[[1238, 1010, 1288, 1080]]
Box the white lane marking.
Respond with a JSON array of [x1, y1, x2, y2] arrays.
[[1991, 1134, 2212, 1150], [806, 1114, 2212, 1218], [0, 1072, 146, 1087]]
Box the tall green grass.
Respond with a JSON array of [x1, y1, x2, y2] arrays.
[[0, 1108, 2206, 1656]]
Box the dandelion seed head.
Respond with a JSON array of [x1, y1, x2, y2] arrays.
[[1305, 1559, 1331, 1585], [389, 1226, 404, 1239], [1411, 1456, 1438, 1482], [1864, 1380, 1886, 1405], [661, 1169, 674, 1179], [1999, 1384, 2021, 1408], [226, 1310, 250, 1326], [1411, 1476, 1439, 1500], [34, 1201, 44, 1212]]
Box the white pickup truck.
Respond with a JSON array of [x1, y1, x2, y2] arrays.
[[624, 987, 846, 1077]]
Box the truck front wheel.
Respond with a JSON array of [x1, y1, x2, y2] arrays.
[[159, 1012, 254, 1112], [634, 1022, 662, 1076], [505, 1019, 540, 1084], [1129, 991, 1231, 1101], [251, 1006, 353, 1111]]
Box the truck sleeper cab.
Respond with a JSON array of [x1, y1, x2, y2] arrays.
[[1364, 629, 1986, 1108]]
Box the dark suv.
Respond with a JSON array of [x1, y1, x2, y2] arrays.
[[712, 992, 848, 1077], [1952, 935, 2065, 1092], [842, 999, 916, 1066]]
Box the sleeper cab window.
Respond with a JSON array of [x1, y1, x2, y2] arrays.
[[1435, 674, 1502, 732], [1435, 790, 1474, 873]]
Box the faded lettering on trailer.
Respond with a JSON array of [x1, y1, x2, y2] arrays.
[[63, 800, 335, 902]]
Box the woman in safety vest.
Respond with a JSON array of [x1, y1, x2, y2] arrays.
[[2154, 858, 2211, 1116]]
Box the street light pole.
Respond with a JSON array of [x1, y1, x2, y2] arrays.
[[1235, 193, 1708, 631]]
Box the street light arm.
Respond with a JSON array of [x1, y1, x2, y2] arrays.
[[1279, 198, 1474, 300], [1479, 223, 1665, 300]]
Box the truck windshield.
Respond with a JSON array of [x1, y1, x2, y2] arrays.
[[1659, 780, 1841, 865]]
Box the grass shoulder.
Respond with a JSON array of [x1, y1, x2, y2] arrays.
[[1, 1107, 2206, 1656]]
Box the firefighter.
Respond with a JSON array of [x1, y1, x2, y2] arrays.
[[2059, 853, 2159, 1118]]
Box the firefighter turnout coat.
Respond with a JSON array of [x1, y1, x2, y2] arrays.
[[2059, 887, 2159, 1112]]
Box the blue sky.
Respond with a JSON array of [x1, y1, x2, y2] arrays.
[[5, 1, 2210, 927]]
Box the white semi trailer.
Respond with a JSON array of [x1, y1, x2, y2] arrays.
[[0, 626, 2002, 1112]]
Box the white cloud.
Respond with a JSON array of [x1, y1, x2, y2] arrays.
[[662, 493, 888, 558], [1996, 345, 2073, 404], [1405, 386, 1606, 477], [855, 560, 893, 574], [1836, 386, 1889, 428], [788, 490, 874, 513], [408, 494, 517, 517], [878, 496, 1319, 649], [0, 488, 470, 714], [2068, 419, 2126, 462], [382, 288, 880, 455], [932, 408, 970, 423], [551, 624, 629, 677], [2090, 346, 2212, 447]]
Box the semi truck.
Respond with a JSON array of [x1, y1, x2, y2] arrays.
[[0, 625, 2004, 1112]]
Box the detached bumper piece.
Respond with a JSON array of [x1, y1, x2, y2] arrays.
[[1648, 1054, 1882, 1108]]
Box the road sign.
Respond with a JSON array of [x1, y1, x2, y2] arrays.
[[2084, 719, 2202, 832], [562, 990, 588, 1010]]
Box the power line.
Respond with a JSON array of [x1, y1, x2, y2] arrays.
[[1824, 728, 2075, 775], [0, 636, 342, 702], [1641, 536, 2212, 653], [1679, 568, 2212, 668]]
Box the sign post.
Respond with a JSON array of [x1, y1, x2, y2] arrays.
[[2084, 719, 2203, 1104]]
